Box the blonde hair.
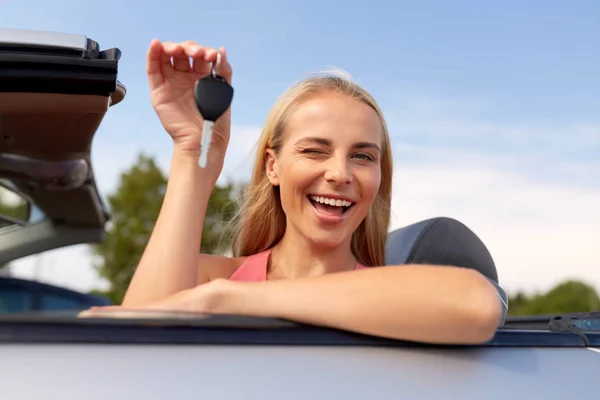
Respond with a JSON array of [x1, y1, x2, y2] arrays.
[[230, 70, 393, 266]]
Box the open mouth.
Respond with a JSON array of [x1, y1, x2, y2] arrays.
[[308, 195, 355, 216]]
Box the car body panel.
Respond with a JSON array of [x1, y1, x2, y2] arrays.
[[0, 314, 599, 399], [0, 276, 111, 314], [1, 345, 598, 399], [0, 27, 89, 51]]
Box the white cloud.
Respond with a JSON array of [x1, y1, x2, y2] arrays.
[[218, 125, 264, 184], [385, 92, 600, 161], [384, 93, 599, 294], [90, 124, 263, 195], [7, 245, 111, 293], [390, 150, 600, 295]]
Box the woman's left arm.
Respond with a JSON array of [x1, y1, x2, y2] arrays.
[[218, 265, 504, 345]]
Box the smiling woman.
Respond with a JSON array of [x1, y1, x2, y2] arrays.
[[82, 39, 506, 345], [233, 85, 391, 271]]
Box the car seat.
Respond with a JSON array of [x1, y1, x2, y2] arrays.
[[385, 217, 508, 326]]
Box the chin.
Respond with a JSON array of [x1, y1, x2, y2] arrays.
[[303, 219, 360, 250], [306, 230, 353, 249]]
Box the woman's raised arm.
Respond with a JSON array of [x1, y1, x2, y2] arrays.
[[121, 39, 234, 306]]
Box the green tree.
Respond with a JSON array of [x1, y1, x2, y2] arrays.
[[91, 153, 240, 304], [0, 185, 30, 274], [508, 280, 600, 316], [0, 185, 30, 225]]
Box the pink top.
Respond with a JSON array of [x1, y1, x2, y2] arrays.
[[229, 248, 367, 281]]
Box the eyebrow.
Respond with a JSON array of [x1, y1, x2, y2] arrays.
[[295, 137, 381, 153]]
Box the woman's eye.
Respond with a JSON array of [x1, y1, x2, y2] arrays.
[[302, 148, 326, 155], [299, 149, 375, 162], [354, 153, 375, 161]]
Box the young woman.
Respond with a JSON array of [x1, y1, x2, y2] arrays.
[[85, 39, 504, 344]]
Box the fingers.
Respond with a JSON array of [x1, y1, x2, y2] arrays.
[[146, 39, 178, 87], [146, 38, 164, 88], [190, 45, 233, 83], [77, 305, 120, 318], [180, 42, 222, 77], [146, 39, 233, 86], [215, 46, 233, 83], [184, 41, 211, 75], [170, 43, 192, 72]]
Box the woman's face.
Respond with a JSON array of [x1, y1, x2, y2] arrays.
[[266, 91, 384, 249]]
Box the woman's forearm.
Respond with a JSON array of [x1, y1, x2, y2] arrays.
[[225, 265, 502, 344], [121, 148, 218, 306]]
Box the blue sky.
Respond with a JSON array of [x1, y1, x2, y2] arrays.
[[3, 0, 597, 182], [4, 1, 599, 293]]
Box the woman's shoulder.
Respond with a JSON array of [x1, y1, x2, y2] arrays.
[[198, 250, 271, 282], [197, 253, 248, 282]]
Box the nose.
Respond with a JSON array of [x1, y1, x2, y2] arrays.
[[323, 156, 353, 185]]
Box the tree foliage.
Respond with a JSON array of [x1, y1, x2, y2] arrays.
[[0, 185, 30, 274], [91, 153, 239, 304], [508, 280, 600, 316], [0, 185, 29, 225]]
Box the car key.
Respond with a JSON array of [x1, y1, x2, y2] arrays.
[[193, 52, 234, 168]]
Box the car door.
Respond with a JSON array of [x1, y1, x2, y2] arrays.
[[0, 280, 34, 314], [37, 288, 95, 312]]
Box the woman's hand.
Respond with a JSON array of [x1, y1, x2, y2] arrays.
[[80, 279, 237, 317], [147, 39, 233, 164]]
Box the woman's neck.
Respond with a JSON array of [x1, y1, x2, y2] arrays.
[[268, 226, 357, 279]]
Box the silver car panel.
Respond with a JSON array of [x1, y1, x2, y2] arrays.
[[0, 313, 599, 400], [0, 27, 89, 51], [0, 345, 598, 400]]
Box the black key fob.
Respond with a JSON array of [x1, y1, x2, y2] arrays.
[[194, 74, 234, 122]]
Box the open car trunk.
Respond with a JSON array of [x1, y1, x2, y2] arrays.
[[0, 28, 126, 264]]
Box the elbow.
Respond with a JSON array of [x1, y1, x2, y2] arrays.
[[461, 271, 503, 344], [467, 304, 500, 344]]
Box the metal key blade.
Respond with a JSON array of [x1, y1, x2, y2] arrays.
[[199, 120, 214, 168]]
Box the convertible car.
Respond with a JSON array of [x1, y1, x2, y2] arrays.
[[0, 27, 598, 399]]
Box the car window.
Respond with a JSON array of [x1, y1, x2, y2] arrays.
[[0, 286, 32, 314], [39, 292, 91, 311]]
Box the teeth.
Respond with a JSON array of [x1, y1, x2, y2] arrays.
[[310, 195, 353, 207]]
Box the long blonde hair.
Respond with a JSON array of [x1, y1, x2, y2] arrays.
[[230, 70, 393, 266]]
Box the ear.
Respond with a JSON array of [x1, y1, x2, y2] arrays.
[[264, 148, 280, 186]]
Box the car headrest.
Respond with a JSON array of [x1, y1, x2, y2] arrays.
[[385, 217, 499, 284]]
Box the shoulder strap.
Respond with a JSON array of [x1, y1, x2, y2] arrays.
[[229, 249, 271, 281]]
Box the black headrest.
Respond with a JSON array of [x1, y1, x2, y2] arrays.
[[385, 217, 499, 284]]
